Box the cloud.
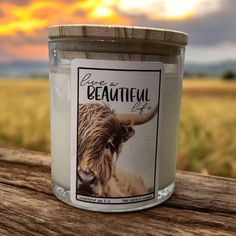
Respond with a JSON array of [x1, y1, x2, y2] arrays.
[[186, 42, 236, 63], [0, 0, 132, 62], [116, 0, 222, 20], [0, 0, 235, 62], [0, 33, 47, 62], [0, 0, 131, 36], [122, 0, 236, 46], [2, 29, 47, 46], [0, 0, 30, 5]]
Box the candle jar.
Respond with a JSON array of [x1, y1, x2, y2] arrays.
[[48, 25, 188, 212]]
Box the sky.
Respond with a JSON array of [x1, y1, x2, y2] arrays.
[[0, 0, 235, 63]]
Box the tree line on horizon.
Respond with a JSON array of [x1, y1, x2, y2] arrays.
[[184, 70, 236, 80]]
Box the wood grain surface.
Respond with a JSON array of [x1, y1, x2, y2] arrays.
[[0, 147, 235, 236], [48, 24, 188, 46]]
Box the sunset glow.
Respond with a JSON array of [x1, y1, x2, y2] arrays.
[[0, 0, 222, 62], [117, 0, 221, 20], [0, 0, 132, 36]]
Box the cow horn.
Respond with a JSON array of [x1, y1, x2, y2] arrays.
[[115, 105, 158, 126]]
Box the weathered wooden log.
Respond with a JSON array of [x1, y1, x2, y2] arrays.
[[0, 147, 235, 235]]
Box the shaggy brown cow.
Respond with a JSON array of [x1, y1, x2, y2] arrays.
[[77, 103, 157, 197]]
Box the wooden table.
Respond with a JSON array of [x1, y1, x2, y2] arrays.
[[0, 147, 235, 235]]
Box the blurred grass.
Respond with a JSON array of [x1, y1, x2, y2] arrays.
[[0, 78, 235, 178], [0, 79, 50, 151], [178, 79, 236, 178]]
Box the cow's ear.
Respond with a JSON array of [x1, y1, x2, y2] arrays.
[[120, 125, 135, 142]]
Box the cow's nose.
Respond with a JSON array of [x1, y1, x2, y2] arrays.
[[78, 170, 96, 186]]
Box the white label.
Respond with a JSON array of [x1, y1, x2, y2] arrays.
[[70, 59, 163, 210]]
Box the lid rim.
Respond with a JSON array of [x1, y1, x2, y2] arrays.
[[48, 24, 188, 46]]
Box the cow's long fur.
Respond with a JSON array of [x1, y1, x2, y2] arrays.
[[104, 169, 147, 197], [78, 103, 148, 196]]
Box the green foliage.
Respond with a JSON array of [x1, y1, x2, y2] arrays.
[[222, 71, 236, 80]]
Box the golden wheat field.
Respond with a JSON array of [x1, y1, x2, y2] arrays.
[[0, 78, 236, 178]]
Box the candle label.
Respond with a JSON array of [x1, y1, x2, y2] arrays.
[[70, 59, 163, 208]]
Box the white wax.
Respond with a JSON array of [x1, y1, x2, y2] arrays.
[[50, 70, 182, 190]]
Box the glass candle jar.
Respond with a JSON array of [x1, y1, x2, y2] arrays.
[[48, 25, 188, 212]]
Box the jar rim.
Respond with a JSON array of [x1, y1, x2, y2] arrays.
[[48, 24, 188, 47]]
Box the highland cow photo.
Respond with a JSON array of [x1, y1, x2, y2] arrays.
[[71, 59, 162, 204], [77, 102, 158, 198]]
